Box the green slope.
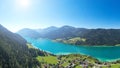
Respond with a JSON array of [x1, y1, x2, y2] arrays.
[[0, 24, 43, 68]]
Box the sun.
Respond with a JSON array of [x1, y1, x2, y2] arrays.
[[15, 0, 31, 9], [20, 0, 30, 7]]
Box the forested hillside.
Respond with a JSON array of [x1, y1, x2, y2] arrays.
[[0, 24, 47, 68]]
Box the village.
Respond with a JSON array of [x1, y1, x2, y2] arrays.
[[36, 54, 120, 68]]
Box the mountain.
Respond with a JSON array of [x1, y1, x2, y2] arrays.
[[39, 26, 88, 39], [36, 26, 58, 34], [82, 29, 120, 45], [17, 25, 120, 45], [17, 28, 40, 38], [0, 24, 45, 68]]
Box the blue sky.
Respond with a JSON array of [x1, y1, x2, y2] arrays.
[[0, 0, 120, 32]]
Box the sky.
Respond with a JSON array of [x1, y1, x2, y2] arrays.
[[0, 0, 120, 32]]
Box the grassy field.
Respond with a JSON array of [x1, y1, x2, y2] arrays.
[[111, 64, 120, 68], [36, 56, 58, 64], [54, 37, 86, 45], [27, 43, 35, 48]]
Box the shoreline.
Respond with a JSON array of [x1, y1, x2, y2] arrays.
[[53, 40, 120, 47], [26, 38, 120, 63], [55, 52, 120, 62], [31, 44, 120, 63], [36, 38, 120, 47]]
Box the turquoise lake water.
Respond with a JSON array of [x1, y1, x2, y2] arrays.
[[25, 37, 120, 62]]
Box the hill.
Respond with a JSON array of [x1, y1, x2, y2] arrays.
[[0, 24, 47, 68]]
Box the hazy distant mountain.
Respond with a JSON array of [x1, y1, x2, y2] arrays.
[[17, 28, 41, 38], [39, 25, 88, 39], [0, 24, 44, 68], [36, 26, 58, 34], [17, 25, 120, 45], [18, 25, 88, 39]]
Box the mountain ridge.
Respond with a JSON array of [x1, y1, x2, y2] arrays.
[[17, 25, 120, 46]]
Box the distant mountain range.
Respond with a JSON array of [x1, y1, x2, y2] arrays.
[[17, 25, 120, 45]]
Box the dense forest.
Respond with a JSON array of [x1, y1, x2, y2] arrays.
[[0, 24, 48, 68], [18, 26, 120, 45]]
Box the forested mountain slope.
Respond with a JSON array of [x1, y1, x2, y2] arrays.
[[0, 24, 46, 68]]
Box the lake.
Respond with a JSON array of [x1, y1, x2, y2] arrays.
[[25, 37, 120, 62]]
